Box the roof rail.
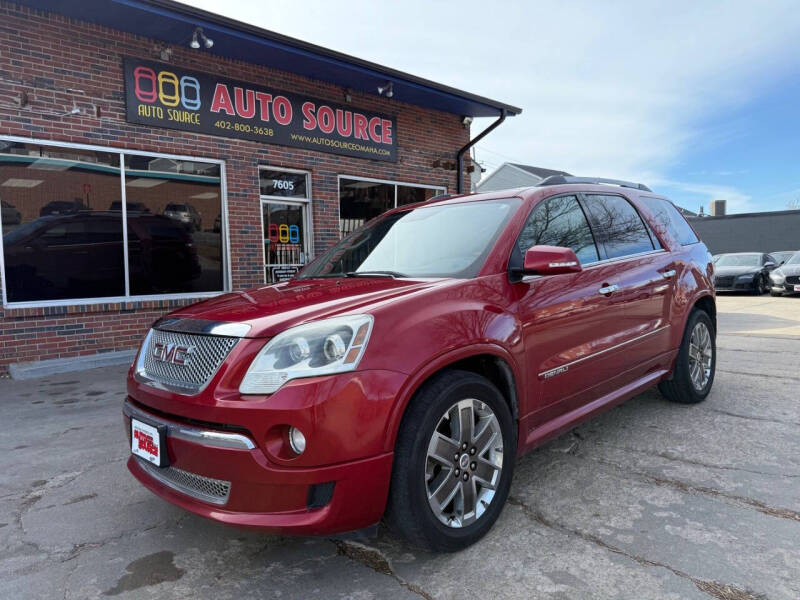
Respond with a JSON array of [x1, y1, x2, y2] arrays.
[[537, 175, 652, 192]]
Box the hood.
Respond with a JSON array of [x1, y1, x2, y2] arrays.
[[714, 265, 761, 277], [170, 277, 447, 337], [775, 264, 800, 276]]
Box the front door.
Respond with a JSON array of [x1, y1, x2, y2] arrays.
[[262, 200, 310, 284]]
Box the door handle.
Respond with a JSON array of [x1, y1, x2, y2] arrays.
[[598, 284, 619, 295], [662, 269, 676, 279]]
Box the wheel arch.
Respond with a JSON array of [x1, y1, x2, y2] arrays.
[[382, 345, 522, 454]]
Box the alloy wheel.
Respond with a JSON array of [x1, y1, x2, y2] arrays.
[[424, 398, 503, 528], [688, 321, 713, 390]]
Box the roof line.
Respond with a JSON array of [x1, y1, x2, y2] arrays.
[[119, 0, 522, 116]]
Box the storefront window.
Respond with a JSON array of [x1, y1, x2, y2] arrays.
[[0, 143, 125, 303], [338, 177, 445, 237], [0, 138, 228, 306], [260, 167, 311, 284], [123, 155, 223, 295]]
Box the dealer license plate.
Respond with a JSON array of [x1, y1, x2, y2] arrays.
[[131, 418, 165, 467]]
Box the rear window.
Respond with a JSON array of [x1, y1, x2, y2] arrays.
[[165, 204, 186, 211], [639, 197, 699, 246]]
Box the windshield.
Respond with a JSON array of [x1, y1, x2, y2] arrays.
[[772, 251, 795, 264], [165, 204, 186, 211], [299, 198, 521, 279], [716, 254, 760, 267], [786, 253, 800, 265]]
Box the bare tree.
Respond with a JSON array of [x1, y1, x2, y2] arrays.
[[788, 196, 800, 210]]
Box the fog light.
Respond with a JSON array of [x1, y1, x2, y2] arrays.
[[289, 427, 306, 454]]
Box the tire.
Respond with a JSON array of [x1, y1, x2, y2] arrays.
[[658, 309, 716, 404], [384, 370, 516, 552]]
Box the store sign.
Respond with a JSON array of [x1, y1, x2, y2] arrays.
[[123, 58, 397, 162], [272, 266, 299, 282]]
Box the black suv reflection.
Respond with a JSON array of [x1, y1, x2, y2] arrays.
[[3, 211, 201, 302]]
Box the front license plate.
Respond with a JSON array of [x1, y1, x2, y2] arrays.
[[795, 285, 800, 291], [131, 418, 167, 467]]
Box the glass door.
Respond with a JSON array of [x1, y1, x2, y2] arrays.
[[259, 167, 312, 284], [262, 200, 309, 284]]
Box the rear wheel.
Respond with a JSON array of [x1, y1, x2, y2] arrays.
[[659, 309, 716, 404], [385, 370, 516, 552]]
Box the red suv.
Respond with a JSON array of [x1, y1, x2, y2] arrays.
[[124, 177, 716, 551]]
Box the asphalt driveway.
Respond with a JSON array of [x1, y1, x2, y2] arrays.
[[1, 295, 799, 599]]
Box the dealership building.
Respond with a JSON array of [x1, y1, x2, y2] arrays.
[[0, 0, 520, 375]]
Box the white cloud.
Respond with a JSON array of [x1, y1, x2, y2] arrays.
[[183, 0, 800, 210]]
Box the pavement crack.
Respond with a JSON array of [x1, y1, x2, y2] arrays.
[[591, 440, 800, 479], [573, 453, 800, 523], [507, 495, 765, 600], [717, 368, 800, 383], [331, 539, 434, 600], [698, 407, 800, 428]]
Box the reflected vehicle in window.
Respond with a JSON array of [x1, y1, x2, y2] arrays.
[[109, 201, 150, 213], [125, 179, 715, 552], [768, 251, 800, 296], [713, 252, 776, 295], [39, 200, 88, 216], [1, 199, 21, 226], [163, 203, 202, 231], [769, 250, 796, 266], [3, 212, 200, 302]]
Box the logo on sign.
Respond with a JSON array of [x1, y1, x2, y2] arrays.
[[152, 343, 194, 365]]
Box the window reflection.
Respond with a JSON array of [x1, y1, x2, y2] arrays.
[[517, 195, 599, 264], [582, 194, 654, 259], [1, 143, 125, 302], [123, 155, 223, 295]]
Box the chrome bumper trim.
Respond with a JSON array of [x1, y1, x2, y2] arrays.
[[123, 399, 256, 450], [136, 457, 231, 505]]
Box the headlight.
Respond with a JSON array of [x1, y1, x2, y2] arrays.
[[239, 315, 373, 394], [771, 270, 785, 283], [736, 274, 756, 281]]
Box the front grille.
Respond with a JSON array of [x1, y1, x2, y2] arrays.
[[141, 329, 238, 393], [138, 458, 231, 505], [715, 276, 734, 288], [786, 275, 800, 285]]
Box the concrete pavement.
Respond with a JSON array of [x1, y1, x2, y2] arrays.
[[1, 295, 799, 599]]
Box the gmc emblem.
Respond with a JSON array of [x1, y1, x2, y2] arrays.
[[152, 342, 194, 365]]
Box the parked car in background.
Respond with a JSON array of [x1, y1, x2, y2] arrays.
[[163, 203, 201, 231], [39, 199, 88, 216], [713, 252, 777, 294], [124, 177, 716, 551], [769, 252, 800, 296], [769, 250, 797, 266], [1, 199, 21, 225]]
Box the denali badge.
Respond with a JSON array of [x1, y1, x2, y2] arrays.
[[541, 365, 569, 380], [152, 342, 194, 365]]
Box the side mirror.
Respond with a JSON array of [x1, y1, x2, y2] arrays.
[[764, 262, 776, 269], [518, 245, 582, 276]]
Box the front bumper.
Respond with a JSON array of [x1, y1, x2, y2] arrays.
[[124, 365, 407, 535], [771, 283, 799, 294], [715, 278, 757, 292]]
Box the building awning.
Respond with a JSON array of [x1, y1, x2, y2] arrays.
[[16, 0, 522, 119]]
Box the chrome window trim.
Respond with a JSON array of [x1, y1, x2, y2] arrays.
[[0, 134, 231, 309], [538, 324, 671, 379], [582, 249, 666, 270], [153, 317, 251, 338], [124, 399, 255, 450]]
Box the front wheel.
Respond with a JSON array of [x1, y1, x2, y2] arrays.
[[385, 370, 516, 552], [659, 309, 716, 404]]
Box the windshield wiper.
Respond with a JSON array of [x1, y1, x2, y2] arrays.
[[345, 270, 408, 278]]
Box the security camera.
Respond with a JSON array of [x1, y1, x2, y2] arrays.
[[462, 115, 473, 126]]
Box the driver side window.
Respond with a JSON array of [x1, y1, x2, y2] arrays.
[[516, 195, 600, 265]]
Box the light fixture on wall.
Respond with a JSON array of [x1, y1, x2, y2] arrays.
[[344, 88, 352, 103], [461, 115, 473, 127], [377, 81, 393, 98], [190, 27, 214, 49]]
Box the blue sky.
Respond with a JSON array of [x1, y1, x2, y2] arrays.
[[186, 0, 800, 214]]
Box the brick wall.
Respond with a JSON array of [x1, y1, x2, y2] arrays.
[[0, 1, 471, 372]]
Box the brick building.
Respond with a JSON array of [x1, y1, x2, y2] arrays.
[[0, 0, 520, 375]]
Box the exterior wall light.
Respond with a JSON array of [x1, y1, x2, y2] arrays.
[[191, 27, 213, 49], [377, 81, 393, 98]]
